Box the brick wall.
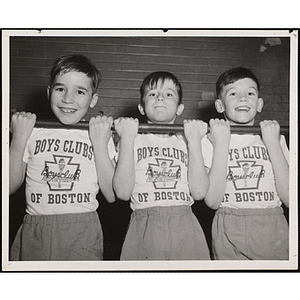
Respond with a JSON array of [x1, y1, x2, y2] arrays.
[[9, 35, 290, 126]]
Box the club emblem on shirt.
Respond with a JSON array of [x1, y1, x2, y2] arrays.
[[227, 160, 265, 190], [41, 155, 81, 191], [146, 158, 181, 189]]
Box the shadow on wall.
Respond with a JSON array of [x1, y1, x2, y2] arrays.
[[198, 102, 224, 124], [11, 90, 56, 120]]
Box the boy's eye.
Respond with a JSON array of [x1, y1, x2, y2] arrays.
[[77, 90, 86, 95], [148, 92, 157, 97], [166, 93, 174, 97], [55, 87, 64, 92]]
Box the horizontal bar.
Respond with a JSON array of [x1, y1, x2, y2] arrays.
[[34, 120, 289, 135]]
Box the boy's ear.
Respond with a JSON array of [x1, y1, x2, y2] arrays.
[[47, 86, 51, 100], [176, 103, 185, 116], [138, 103, 145, 115], [257, 98, 264, 112], [215, 99, 224, 113], [89, 94, 98, 108]]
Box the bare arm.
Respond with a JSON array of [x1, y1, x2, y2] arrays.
[[260, 120, 289, 207], [184, 119, 209, 200], [9, 112, 36, 195], [204, 119, 231, 210], [113, 117, 139, 201], [89, 115, 116, 203]]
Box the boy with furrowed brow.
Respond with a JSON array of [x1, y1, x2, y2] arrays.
[[113, 71, 210, 260]]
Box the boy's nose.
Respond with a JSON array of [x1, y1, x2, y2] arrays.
[[157, 93, 164, 101], [62, 92, 74, 103], [238, 95, 248, 102]]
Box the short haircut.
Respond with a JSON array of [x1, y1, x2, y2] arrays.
[[140, 71, 183, 105], [49, 54, 101, 94], [216, 67, 260, 98]]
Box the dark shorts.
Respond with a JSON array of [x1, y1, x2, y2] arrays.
[[120, 205, 211, 260], [212, 207, 289, 260], [10, 211, 103, 261]]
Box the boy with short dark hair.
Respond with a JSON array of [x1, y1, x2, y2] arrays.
[[113, 71, 210, 260], [10, 54, 116, 260], [202, 67, 289, 260]]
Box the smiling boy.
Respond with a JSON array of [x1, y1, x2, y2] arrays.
[[201, 67, 289, 260], [48, 70, 98, 125], [9, 54, 116, 260]]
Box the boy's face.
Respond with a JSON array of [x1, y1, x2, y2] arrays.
[[47, 71, 98, 125], [138, 78, 184, 124], [215, 78, 263, 125]]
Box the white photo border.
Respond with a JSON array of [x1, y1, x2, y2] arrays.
[[2, 29, 298, 271]]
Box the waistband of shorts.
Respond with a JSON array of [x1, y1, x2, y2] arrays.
[[133, 205, 192, 216], [216, 206, 284, 216], [23, 211, 99, 225]]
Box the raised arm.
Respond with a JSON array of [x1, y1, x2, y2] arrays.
[[183, 119, 209, 200], [113, 117, 139, 201], [260, 120, 289, 207], [89, 115, 116, 203], [204, 119, 231, 210], [10, 112, 36, 195]]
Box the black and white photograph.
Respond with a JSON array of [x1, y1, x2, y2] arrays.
[[2, 29, 298, 272]]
